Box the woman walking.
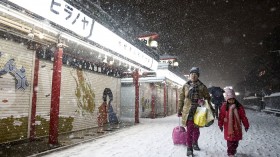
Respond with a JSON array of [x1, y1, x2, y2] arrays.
[[178, 67, 215, 156]]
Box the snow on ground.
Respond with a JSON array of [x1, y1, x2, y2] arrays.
[[44, 110, 280, 157]]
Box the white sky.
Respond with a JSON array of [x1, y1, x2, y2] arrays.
[[43, 110, 280, 157]]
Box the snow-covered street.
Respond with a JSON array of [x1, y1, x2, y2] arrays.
[[43, 110, 280, 157]]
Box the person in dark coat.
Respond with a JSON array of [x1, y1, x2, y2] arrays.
[[208, 86, 225, 119], [218, 88, 250, 157]]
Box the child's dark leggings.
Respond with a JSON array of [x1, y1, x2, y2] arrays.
[[227, 140, 239, 155]]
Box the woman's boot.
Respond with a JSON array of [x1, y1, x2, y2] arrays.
[[186, 147, 193, 156], [193, 143, 200, 151]]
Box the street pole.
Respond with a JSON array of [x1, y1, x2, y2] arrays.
[[133, 69, 140, 123]]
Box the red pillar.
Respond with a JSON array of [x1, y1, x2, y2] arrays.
[[163, 82, 167, 116], [30, 55, 39, 141], [133, 69, 139, 123], [49, 47, 63, 145]]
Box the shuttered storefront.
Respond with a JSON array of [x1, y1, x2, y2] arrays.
[[168, 87, 177, 116], [35, 58, 121, 137], [66, 69, 121, 131], [140, 83, 152, 118], [167, 86, 172, 115], [35, 60, 52, 136], [0, 39, 34, 143], [155, 84, 164, 116], [120, 83, 135, 122]]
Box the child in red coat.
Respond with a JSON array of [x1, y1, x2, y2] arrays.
[[218, 88, 249, 157]]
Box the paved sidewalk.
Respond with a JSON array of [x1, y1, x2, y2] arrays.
[[0, 122, 134, 157]]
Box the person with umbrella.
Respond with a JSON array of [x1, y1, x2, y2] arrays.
[[208, 86, 225, 119]]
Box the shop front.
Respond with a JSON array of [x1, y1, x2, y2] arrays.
[[0, 0, 158, 145]]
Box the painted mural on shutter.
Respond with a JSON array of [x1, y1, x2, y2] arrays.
[[36, 60, 121, 135], [0, 39, 34, 143], [66, 69, 120, 131]]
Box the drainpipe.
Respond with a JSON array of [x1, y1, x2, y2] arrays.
[[163, 81, 167, 116], [29, 52, 40, 141], [49, 43, 63, 145], [133, 69, 139, 123], [151, 83, 156, 119]]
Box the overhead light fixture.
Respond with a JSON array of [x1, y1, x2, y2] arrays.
[[173, 62, 179, 67], [39, 33, 44, 39], [103, 55, 108, 63], [97, 54, 102, 60], [27, 28, 35, 39], [150, 40, 158, 48], [138, 68, 143, 75], [109, 58, 114, 65], [127, 65, 131, 72]]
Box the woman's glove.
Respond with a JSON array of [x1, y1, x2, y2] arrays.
[[220, 127, 223, 132], [245, 128, 249, 132]]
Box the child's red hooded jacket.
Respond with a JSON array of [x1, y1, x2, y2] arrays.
[[218, 88, 249, 141]]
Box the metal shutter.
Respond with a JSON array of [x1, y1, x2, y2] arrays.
[[120, 83, 135, 122], [36, 61, 121, 135], [155, 84, 164, 116], [0, 39, 34, 143], [139, 83, 152, 118]]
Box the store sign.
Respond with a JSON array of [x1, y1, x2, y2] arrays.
[[90, 22, 158, 70], [8, 0, 158, 71], [9, 0, 94, 38]]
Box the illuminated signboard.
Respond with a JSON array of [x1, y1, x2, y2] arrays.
[[8, 0, 158, 71], [90, 22, 157, 70], [8, 0, 94, 38]]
